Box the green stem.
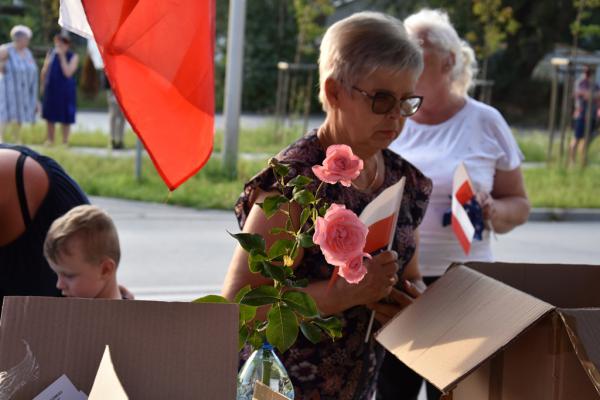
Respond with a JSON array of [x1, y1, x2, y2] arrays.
[[262, 350, 272, 386]]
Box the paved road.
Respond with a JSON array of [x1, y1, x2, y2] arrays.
[[91, 196, 600, 302]]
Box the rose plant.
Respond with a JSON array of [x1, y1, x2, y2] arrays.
[[196, 144, 370, 354]]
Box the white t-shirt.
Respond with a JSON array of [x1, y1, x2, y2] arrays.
[[389, 97, 523, 277]]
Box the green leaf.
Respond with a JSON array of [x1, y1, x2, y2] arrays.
[[266, 304, 298, 353], [300, 321, 323, 344], [293, 189, 315, 206], [248, 249, 267, 273], [192, 295, 229, 304], [268, 239, 295, 260], [263, 262, 287, 282], [258, 195, 289, 219], [229, 232, 265, 253], [235, 286, 257, 324], [269, 158, 289, 177], [282, 291, 319, 318], [248, 329, 264, 351], [300, 207, 311, 227], [286, 175, 313, 188], [298, 233, 314, 248], [318, 205, 328, 217], [314, 316, 343, 339], [284, 278, 309, 288], [269, 227, 289, 235], [240, 286, 280, 306], [239, 325, 249, 351]]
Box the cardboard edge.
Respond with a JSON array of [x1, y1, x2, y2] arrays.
[[436, 309, 557, 394], [557, 309, 600, 396]]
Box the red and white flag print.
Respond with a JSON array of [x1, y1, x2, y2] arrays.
[[452, 162, 475, 254]]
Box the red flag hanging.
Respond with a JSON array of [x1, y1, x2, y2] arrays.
[[82, 0, 215, 190]]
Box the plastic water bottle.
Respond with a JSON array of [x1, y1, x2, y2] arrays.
[[237, 343, 295, 399]]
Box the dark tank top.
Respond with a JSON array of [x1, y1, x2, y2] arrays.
[[0, 144, 89, 307]]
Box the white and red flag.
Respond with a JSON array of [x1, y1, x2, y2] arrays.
[[452, 162, 475, 254], [359, 177, 406, 253], [59, 0, 215, 190]]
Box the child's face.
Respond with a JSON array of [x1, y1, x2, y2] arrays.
[[49, 236, 109, 298]]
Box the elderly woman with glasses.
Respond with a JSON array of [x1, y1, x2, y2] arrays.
[[382, 9, 530, 400], [0, 25, 38, 144], [223, 11, 432, 399]]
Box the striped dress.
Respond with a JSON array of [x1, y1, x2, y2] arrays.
[[0, 44, 38, 124]]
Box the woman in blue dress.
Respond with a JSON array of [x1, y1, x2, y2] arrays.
[[0, 25, 39, 144], [41, 32, 79, 146]]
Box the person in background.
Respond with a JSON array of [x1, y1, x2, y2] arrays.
[[570, 65, 600, 165], [44, 205, 126, 300], [0, 144, 89, 307], [41, 31, 78, 146], [0, 25, 38, 144], [106, 72, 126, 149], [382, 9, 530, 400], [223, 11, 431, 399]]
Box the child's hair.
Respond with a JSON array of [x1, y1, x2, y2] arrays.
[[44, 205, 120, 266]]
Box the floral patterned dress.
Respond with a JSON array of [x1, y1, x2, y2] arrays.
[[235, 131, 432, 399]]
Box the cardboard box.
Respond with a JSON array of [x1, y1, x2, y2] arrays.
[[0, 296, 239, 399], [376, 262, 600, 399]]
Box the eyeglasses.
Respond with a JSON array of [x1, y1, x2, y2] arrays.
[[352, 86, 423, 116]]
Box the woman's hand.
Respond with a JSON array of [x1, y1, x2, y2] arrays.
[[475, 191, 496, 221], [366, 280, 422, 325], [345, 250, 399, 306]]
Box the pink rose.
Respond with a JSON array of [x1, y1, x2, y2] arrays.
[[313, 204, 369, 267], [339, 253, 371, 284], [312, 144, 363, 187]]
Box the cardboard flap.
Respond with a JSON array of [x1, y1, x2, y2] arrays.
[[558, 309, 600, 395], [0, 297, 239, 400], [465, 262, 600, 308], [375, 265, 554, 392]]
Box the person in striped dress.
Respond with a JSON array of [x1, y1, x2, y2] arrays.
[[0, 25, 39, 144]]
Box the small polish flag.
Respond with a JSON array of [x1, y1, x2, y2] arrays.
[[359, 177, 406, 253], [328, 177, 406, 289], [452, 163, 476, 254]]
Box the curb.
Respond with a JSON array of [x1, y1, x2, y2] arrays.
[[529, 208, 600, 222]]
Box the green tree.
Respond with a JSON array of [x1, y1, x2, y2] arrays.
[[465, 0, 520, 80]]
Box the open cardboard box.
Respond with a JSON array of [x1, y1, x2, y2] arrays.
[[376, 262, 600, 399], [0, 296, 239, 399]]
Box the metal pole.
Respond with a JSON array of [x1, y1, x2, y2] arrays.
[[135, 139, 142, 182], [222, 0, 247, 178], [547, 66, 559, 163], [558, 65, 573, 165], [582, 67, 596, 167]]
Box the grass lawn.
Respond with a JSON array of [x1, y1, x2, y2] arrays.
[[39, 147, 267, 210], [6, 122, 599, 209], [29, 146, 600, 210]]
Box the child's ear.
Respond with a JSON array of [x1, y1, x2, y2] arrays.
[[100, 258, 116, 279]]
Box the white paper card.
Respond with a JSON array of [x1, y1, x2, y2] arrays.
[[88, 346, 128, 400], [33, 374, 87, 400]]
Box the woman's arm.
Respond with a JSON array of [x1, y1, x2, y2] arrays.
[[478, 167, 530, 234], [58, 53, 78, 78], [40, 52, 51, 93]]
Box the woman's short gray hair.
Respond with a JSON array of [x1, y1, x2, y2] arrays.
[[405, 9, 477, 97], [10, 25, 32, 40], [318, 11, 423, 111]]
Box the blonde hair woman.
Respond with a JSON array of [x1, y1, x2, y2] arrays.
[[384, 9, 530, 400], [223, 11, 431, 399]]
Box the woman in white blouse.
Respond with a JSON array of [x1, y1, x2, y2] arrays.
[[382, 9, 530, 400]]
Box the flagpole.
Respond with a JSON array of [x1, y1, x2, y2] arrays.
[[222, 0, 247, 178]]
